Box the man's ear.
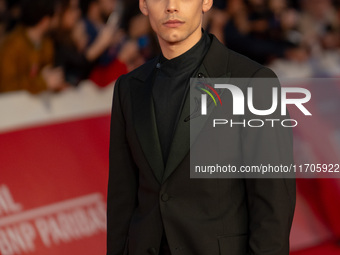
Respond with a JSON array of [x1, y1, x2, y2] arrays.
[[202, 0, 213, 13], [139, 0, 149, 16]]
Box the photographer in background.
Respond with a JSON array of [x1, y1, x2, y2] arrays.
[[79, 0, 128, 86]]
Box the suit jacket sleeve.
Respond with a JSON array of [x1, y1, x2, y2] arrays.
[[243, 67, 296, 255], [107, 76, 138, 255]]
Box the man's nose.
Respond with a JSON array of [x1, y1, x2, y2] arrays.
[[166, 0, 179, 13]]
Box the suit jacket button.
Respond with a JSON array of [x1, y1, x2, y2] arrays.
[[147, 247, 157, 254], [161, 193, 169, 202], [198, 73, 205, 78]]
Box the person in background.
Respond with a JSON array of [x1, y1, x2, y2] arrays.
[[51, 0, 93, 86], [204, 0, 229, 44], [222, 0, 292, 64], [79, 0, 128, 87], [120, 0, 160, 70], [0, 0, 6, 40], [0, 0, 66, 94], [4, 0, 21, 33], [119, 11, 153, 71], [299, 0, 339, 54]]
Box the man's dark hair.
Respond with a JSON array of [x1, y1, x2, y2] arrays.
[[20, 0, 56, 27]]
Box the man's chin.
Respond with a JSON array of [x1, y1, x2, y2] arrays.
[[161, 33, 186, 45]]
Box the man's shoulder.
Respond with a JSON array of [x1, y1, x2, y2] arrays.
[[113, 57, 158, 101], [207, 33, 277, 78], [118, 56, 158, 84], [228, 48, 277, 78]]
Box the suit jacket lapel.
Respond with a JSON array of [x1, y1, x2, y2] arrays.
[[130, 58, 164, 184], [162, 34, 231, 183], [130, 34, 232, 184]]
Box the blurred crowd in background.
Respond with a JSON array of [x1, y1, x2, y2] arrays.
[[0, 0, 340, 94]]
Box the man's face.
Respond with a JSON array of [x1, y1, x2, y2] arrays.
[[139, 0, 212, 46]]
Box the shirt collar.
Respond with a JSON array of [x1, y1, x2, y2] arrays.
[[156, 29, 211, 77]]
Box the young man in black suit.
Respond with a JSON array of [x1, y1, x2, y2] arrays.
[[107, 0, 296, 254]]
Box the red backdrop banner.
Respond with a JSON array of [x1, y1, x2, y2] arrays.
[[0, 115, 111, 255]]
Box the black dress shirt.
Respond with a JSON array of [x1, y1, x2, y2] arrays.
[[152, 29, 211, 167], [151, 29, 211, 255]]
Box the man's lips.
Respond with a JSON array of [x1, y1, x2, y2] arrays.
[[163, 19, 185, 28]]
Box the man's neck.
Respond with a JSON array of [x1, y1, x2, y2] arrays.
[[158, 26, 203, 60]]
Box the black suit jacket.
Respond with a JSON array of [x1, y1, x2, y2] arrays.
[[107, 33, 296, 255]]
